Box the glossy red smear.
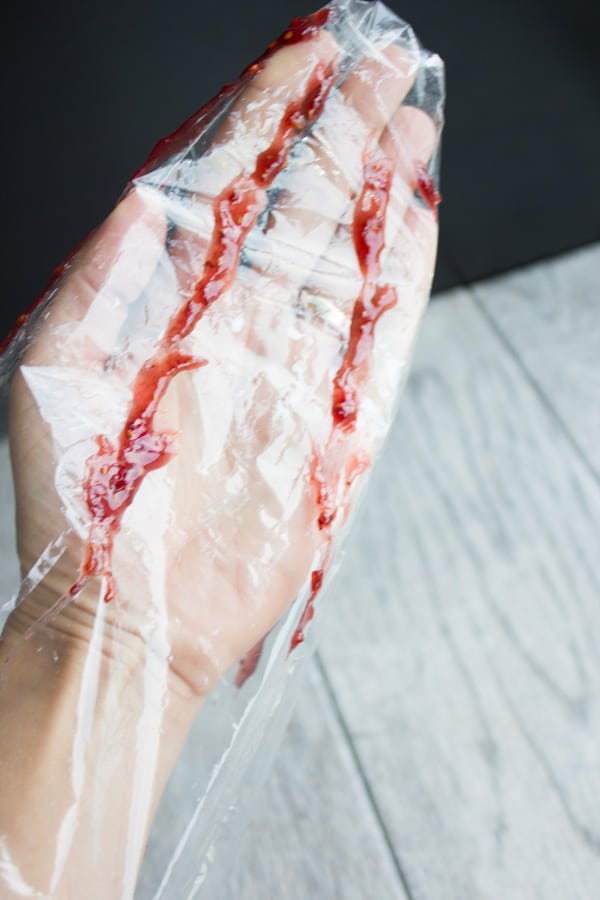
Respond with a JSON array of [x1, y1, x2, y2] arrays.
[[415, 160, 442, 218], [234, 638, 266, 688], [255, 63, 336, 186], [290, 569, 324, 651], [165, 63, 335, 346], [127, 350, 206, 426], [309, 448, 337, 530], [163, 175, 261, 344], [332, 283, 397, 432], [332, 152, 398, 433], [353, 155, 395, 279], [288, 148, 399, 657], [74, 56, 337, 604], [75, 352, 206, 600]]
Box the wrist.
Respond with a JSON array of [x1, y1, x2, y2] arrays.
[[2, 578, 205, 749], [0, 585, 203, 894], [3, 579, 144, 681]]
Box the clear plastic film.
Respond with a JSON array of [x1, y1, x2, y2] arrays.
[[0, 1, 444, 896]]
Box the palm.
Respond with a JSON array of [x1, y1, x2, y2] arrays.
[[8, 24, 438, 699]]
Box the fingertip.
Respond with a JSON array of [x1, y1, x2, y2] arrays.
[[381, 105, 438, 190]]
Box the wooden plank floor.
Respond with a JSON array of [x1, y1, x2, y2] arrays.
[[1, 242, 599, 897]]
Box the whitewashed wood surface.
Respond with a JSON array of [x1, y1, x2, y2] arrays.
[[1, 242, 599, 898], [474, 243, 600, 480]]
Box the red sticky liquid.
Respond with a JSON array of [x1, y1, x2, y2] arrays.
[[73, 60, 336, 602], [309, 448, 337, 531], [289, 569, 324, 651], [333, 154, 398, 432], [71, 350, 206, 601], [164, 63, 336, 345], [163, 173, 262, 344], [288, 149, 398, 655], [415, 160, 442, 218]]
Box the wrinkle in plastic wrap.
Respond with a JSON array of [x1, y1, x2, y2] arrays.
[[0, 1, 444, 897]]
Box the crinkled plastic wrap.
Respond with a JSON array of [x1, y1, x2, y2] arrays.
[[0, 1, 444, 897]]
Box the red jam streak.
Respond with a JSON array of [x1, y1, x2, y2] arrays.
[[288, 148, 398, 654], [72, 57, 337, 602], [415, 160, 442, 218], [310, 448, 337, 530], [163, 61, 335, 346], [333, 154, 398, 432], [137, 8, 332, 179], [289, 569, 324, 651], [0, 10, 334, 350], [70, 351, 207, 601]]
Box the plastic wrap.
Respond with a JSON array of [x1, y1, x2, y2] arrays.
[[0, 1, 444, 896]]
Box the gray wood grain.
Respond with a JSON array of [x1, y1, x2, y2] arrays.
[[473, 242, 600, 477], [318, 288, 600, 899], [214, 662, 409, 900]]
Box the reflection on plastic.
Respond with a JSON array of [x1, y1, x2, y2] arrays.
[[0, 1, 444, 897]]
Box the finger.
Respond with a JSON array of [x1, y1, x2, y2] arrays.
[[246, 44, 418, 273], [221, 46, 421, 409], [27, 27, 340, 372], [380, 105, 439, 236], [378, 106, 439, 295], [165, 42, 417, 307], [231, 103, 436, 370], [294, 104, 438, 314], [315, 43, 418, 196], [155, 29, 342, 330], [161, 29, 340, 211]]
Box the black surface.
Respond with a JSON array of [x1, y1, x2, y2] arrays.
[[1, 0, 599, 343]]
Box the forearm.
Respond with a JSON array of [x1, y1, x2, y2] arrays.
[[0, 589, 200, 899]]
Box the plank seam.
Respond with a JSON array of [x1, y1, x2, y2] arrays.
[[469, 286, 600, 494], [314, 652, 416, 900], [443, 249, 600, 493]]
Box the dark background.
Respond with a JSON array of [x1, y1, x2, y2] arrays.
[[1, 0, 599, 343]]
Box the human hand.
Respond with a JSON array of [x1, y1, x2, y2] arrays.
[[7, 8, 437, 700], [0, 4, 440, 895]]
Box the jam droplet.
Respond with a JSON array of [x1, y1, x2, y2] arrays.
[[289, 569, 324, 650], [415, 160, 442, 218], [309, 448, 337, 530], [331, 154, 397, 433]]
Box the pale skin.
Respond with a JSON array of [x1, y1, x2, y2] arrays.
[[0, 21, 438, 899]]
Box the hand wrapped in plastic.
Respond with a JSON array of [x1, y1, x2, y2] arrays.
[[0, 1, 443, 896]]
